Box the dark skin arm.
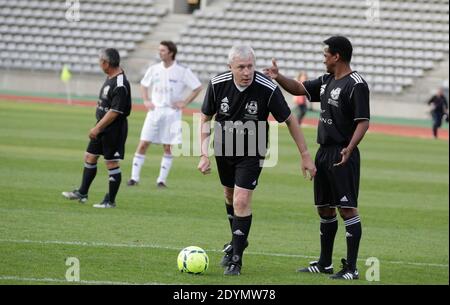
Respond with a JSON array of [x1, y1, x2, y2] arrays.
[[334, 120, 370, 167], [263, 59, 307, 96]]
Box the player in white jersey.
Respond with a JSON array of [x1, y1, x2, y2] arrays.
[[128, 41, 202, 188]]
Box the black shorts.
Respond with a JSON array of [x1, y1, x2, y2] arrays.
[[86, 121, 128, 161], [215, 156, 264, 190], [314, 145, 360, 208]]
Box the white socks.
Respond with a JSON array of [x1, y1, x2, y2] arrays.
[[157, 154, 173, 184], [131, 153, 146, 182]]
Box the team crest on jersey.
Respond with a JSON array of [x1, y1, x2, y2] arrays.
[[102, 85, 110, 98], [320, 84, 327, 96], [330, 87, 341, 100], [220, 102, 230, 113], [245, 101, 258, 115], [328, 87, 341, 107]]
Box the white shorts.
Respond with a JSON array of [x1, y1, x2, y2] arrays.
[[140, 107, 182, 145]]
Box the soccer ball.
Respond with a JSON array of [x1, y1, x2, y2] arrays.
[[177, 246, 209, 274]]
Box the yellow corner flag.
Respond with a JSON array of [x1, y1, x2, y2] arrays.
[[60, 65, 72, 83]]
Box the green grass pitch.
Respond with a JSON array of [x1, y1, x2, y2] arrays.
[[0, 100, 448, 285]]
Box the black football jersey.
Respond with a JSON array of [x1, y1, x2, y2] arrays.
[[96, 72, 132, 132], [303, 71, 370, 146], [202, 71, 291, 157]]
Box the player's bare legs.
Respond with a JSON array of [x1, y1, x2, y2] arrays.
[[224, 186, 234, 205], [233, 186, 253, 217], [128, 140, 151, 185], [85, 152, 100, 165], [137, 140, 151, 155]]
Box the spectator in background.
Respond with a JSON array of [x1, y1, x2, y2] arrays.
[[293, 71, 308, 125], [428, 88, 448, 139], [187, 0, 201, 13]]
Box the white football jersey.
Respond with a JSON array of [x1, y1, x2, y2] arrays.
[[140, 61, 201, 108]]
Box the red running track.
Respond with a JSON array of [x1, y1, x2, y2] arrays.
[[1, 94, 447, 140]]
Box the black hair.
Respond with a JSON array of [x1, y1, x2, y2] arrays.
[[100, 48, 120, 67], [160, 40, 177, 60], [323, 36, 353, 63]]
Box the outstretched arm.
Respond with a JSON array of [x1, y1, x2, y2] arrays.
[[263, 59, 307, 96]]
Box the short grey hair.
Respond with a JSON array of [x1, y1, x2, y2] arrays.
[[99, 48, 120, 67], [227, 45, 256, 65]]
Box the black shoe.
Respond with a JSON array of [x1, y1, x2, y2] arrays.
[[92, 194, 116, 209], [220, 240, 249, 267], [329, 259, 359, 280], [157, 181, 167, 188], [297, 261, 333, 274], [224, 263, 241, 276], [127, 179, 138, 186], [62, 189, 88, 203]]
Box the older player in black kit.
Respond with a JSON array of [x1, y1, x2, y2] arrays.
[[198, 45, 316, 276], [265, 36, 370, 280], [62, 48, 132, 208]]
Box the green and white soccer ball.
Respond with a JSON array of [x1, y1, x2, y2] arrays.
[[177, 246, 209, 274]]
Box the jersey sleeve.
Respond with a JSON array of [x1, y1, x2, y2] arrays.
[[351, 83, 370, 121], [140, 66, 153, 87], [183, 68, 202, 90], [201, 81, 216, 116], [111, 86, 129, 114], [268, 87, 291, 123], [302, 75, 324, 102]]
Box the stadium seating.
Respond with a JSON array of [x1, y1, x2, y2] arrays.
[[176, 0, 449, 93], [0, 0, 167, 73]]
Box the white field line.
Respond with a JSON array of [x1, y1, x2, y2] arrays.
[[0, 238, 447, 268], [0, 275, 169, 285]]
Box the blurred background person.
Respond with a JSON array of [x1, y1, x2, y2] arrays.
[[293, 71, 308, 125], [428, 87, 448, 139]]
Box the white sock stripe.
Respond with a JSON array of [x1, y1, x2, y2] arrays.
[[344, 216, 361, 226], [320, 217, 338, 224], [84, 163, 97, 169], [345, 220, 361, 227], [108, 168, 121, 175], [134, 154, 146, 159]]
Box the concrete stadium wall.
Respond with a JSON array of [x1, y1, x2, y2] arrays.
[[0, 68, 438, 120]]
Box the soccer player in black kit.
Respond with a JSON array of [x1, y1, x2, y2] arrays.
[[265, 36, 370, 280], [198, 45, 317, 276], [62, 48, 132, 208]]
